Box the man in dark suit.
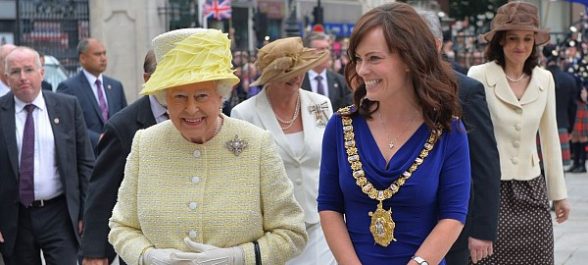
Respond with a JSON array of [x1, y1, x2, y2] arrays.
[[81, 50, 166, 265], [543, 45, 579, 171], [0, 47, 94, 265], [417, 9, 501, 265], [301, 32, 351, 111], [57, 38, 127, 150], [38, 52, 54, 91]]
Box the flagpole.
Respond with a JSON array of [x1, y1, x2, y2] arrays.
[[202, 0, 208, 28]]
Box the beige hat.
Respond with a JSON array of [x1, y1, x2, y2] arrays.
[[250, 37, 329, 87], [482, 1, 550, 45], [141, 28, 239, 95]]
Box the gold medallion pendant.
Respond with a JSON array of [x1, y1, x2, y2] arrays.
[[338, 109, 441, 248], [369, 200, 396, 247]]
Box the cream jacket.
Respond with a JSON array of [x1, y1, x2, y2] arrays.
[[231, 89, 333, 225], [468, 61, 567, 200], [108, 116, 307, 265]]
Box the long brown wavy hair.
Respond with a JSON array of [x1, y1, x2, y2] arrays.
[[484, 31, 540, 75], [344, 2, 460, 131]]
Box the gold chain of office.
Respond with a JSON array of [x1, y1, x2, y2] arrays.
[[340, 109, 441, 247]]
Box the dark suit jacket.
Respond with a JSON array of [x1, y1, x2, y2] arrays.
[[41, 80, 53, 91], [57, 71, 128, 149], [81, 96, 156, 263], [547, 65, 578, 131], [0, 91, 94, 257], [301, 70, 352, 111], [450, 72, 501, 251]]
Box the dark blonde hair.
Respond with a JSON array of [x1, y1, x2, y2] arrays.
[[345, 2, 460, 131]]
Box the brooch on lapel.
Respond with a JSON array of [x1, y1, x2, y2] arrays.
[[226, 135, 248, 156], [308, 102, 330, 127]]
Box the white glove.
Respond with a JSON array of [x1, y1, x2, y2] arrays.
[[143, 248, 191, 265], [170, 237, 245, 265]]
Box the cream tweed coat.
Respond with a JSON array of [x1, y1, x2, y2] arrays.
[[108, 116, 307, 265]]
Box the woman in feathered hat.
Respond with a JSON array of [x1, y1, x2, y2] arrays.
[[108, 28, 307, 265], [468, 2, 571, 264], [231, 37, 336, 265]]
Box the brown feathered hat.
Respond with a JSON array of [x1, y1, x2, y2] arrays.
[[481, 1, 550, 45], [250, 37, 329, 87]]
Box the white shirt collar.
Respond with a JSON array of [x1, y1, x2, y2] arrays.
[[149, 95, 168, 122], [0, 79, 10, 96], [14, 90, 46, 113], [308, 69, 327, 80], [82, 69, 103, 87]]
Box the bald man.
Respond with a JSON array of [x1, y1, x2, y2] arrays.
[[57, 38, 127, 151], [0, 44, 17, 96]]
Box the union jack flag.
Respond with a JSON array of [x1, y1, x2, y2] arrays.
[[204, 0, 232, 20]]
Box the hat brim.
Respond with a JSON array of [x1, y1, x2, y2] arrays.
[[481, 26, 550, 45], [250, 49, 330, 87]]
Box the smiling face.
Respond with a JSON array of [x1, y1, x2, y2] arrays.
[[5, 48, 44, 103], [500, 30, 535, 67], [354, 27, 411, 102], [166, 81, 223, 144]]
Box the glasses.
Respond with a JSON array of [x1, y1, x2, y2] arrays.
[[8, 67, 40, 77]]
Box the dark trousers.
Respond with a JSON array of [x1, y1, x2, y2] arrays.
[[3, 196, 78, 265], [445, 247, 470, 265]]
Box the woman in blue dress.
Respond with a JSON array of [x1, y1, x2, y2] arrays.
[[317, 3, 471, 265]]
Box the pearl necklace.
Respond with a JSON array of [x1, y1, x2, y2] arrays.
[[269, 92, 301, 130], [505, 73, 527, 82]]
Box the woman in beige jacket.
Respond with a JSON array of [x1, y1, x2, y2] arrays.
[[467, 2, 571, 264]]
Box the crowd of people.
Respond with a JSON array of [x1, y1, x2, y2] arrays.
[[0, 1, 577, 265]]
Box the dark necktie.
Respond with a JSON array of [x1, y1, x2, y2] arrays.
[[95, 79, 109, 122], [315, 75, 325, 96], [19, 104, 36, 206]]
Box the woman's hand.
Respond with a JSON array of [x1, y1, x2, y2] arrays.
[[170, 237, 245, 265], [468, 237, 493, 263], [553, 199, 571, 223], [143, 248, 190, 265]]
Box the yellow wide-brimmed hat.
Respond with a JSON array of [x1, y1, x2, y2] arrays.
[[481, 1, 550, 45], [141, 28, 240, 95], [250, 37, 329, 87]]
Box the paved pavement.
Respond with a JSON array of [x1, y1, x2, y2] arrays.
[[554, 171, 588, 265], [1, 172, 587, 265]]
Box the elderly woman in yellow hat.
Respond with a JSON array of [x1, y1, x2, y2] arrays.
[[467, 1, 570, 264], [108, 28, 307, 265], [231, 37, 336, 265]]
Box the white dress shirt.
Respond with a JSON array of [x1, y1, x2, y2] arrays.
[[83, 69, 108, 105], [15, 91, 62, 200], [149, 95, 168, 124], [0, 79, 10, 97], [308, 70, 329, 97]]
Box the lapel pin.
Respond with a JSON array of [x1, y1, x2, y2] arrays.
[[107, 84, 112, 90], [54, 118, 60, 124], [334, 83, 339, 88]]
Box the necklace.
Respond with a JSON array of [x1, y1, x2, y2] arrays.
[[505, 73, 526, 82], [339, 106, 442, 247], [268, 91, 301, 130], [378, 112, 418, 150]]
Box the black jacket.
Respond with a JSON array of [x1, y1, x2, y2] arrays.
[[81, 96, 156, 263]]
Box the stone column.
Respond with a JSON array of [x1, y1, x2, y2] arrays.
[[90, 0, 166, 102]]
